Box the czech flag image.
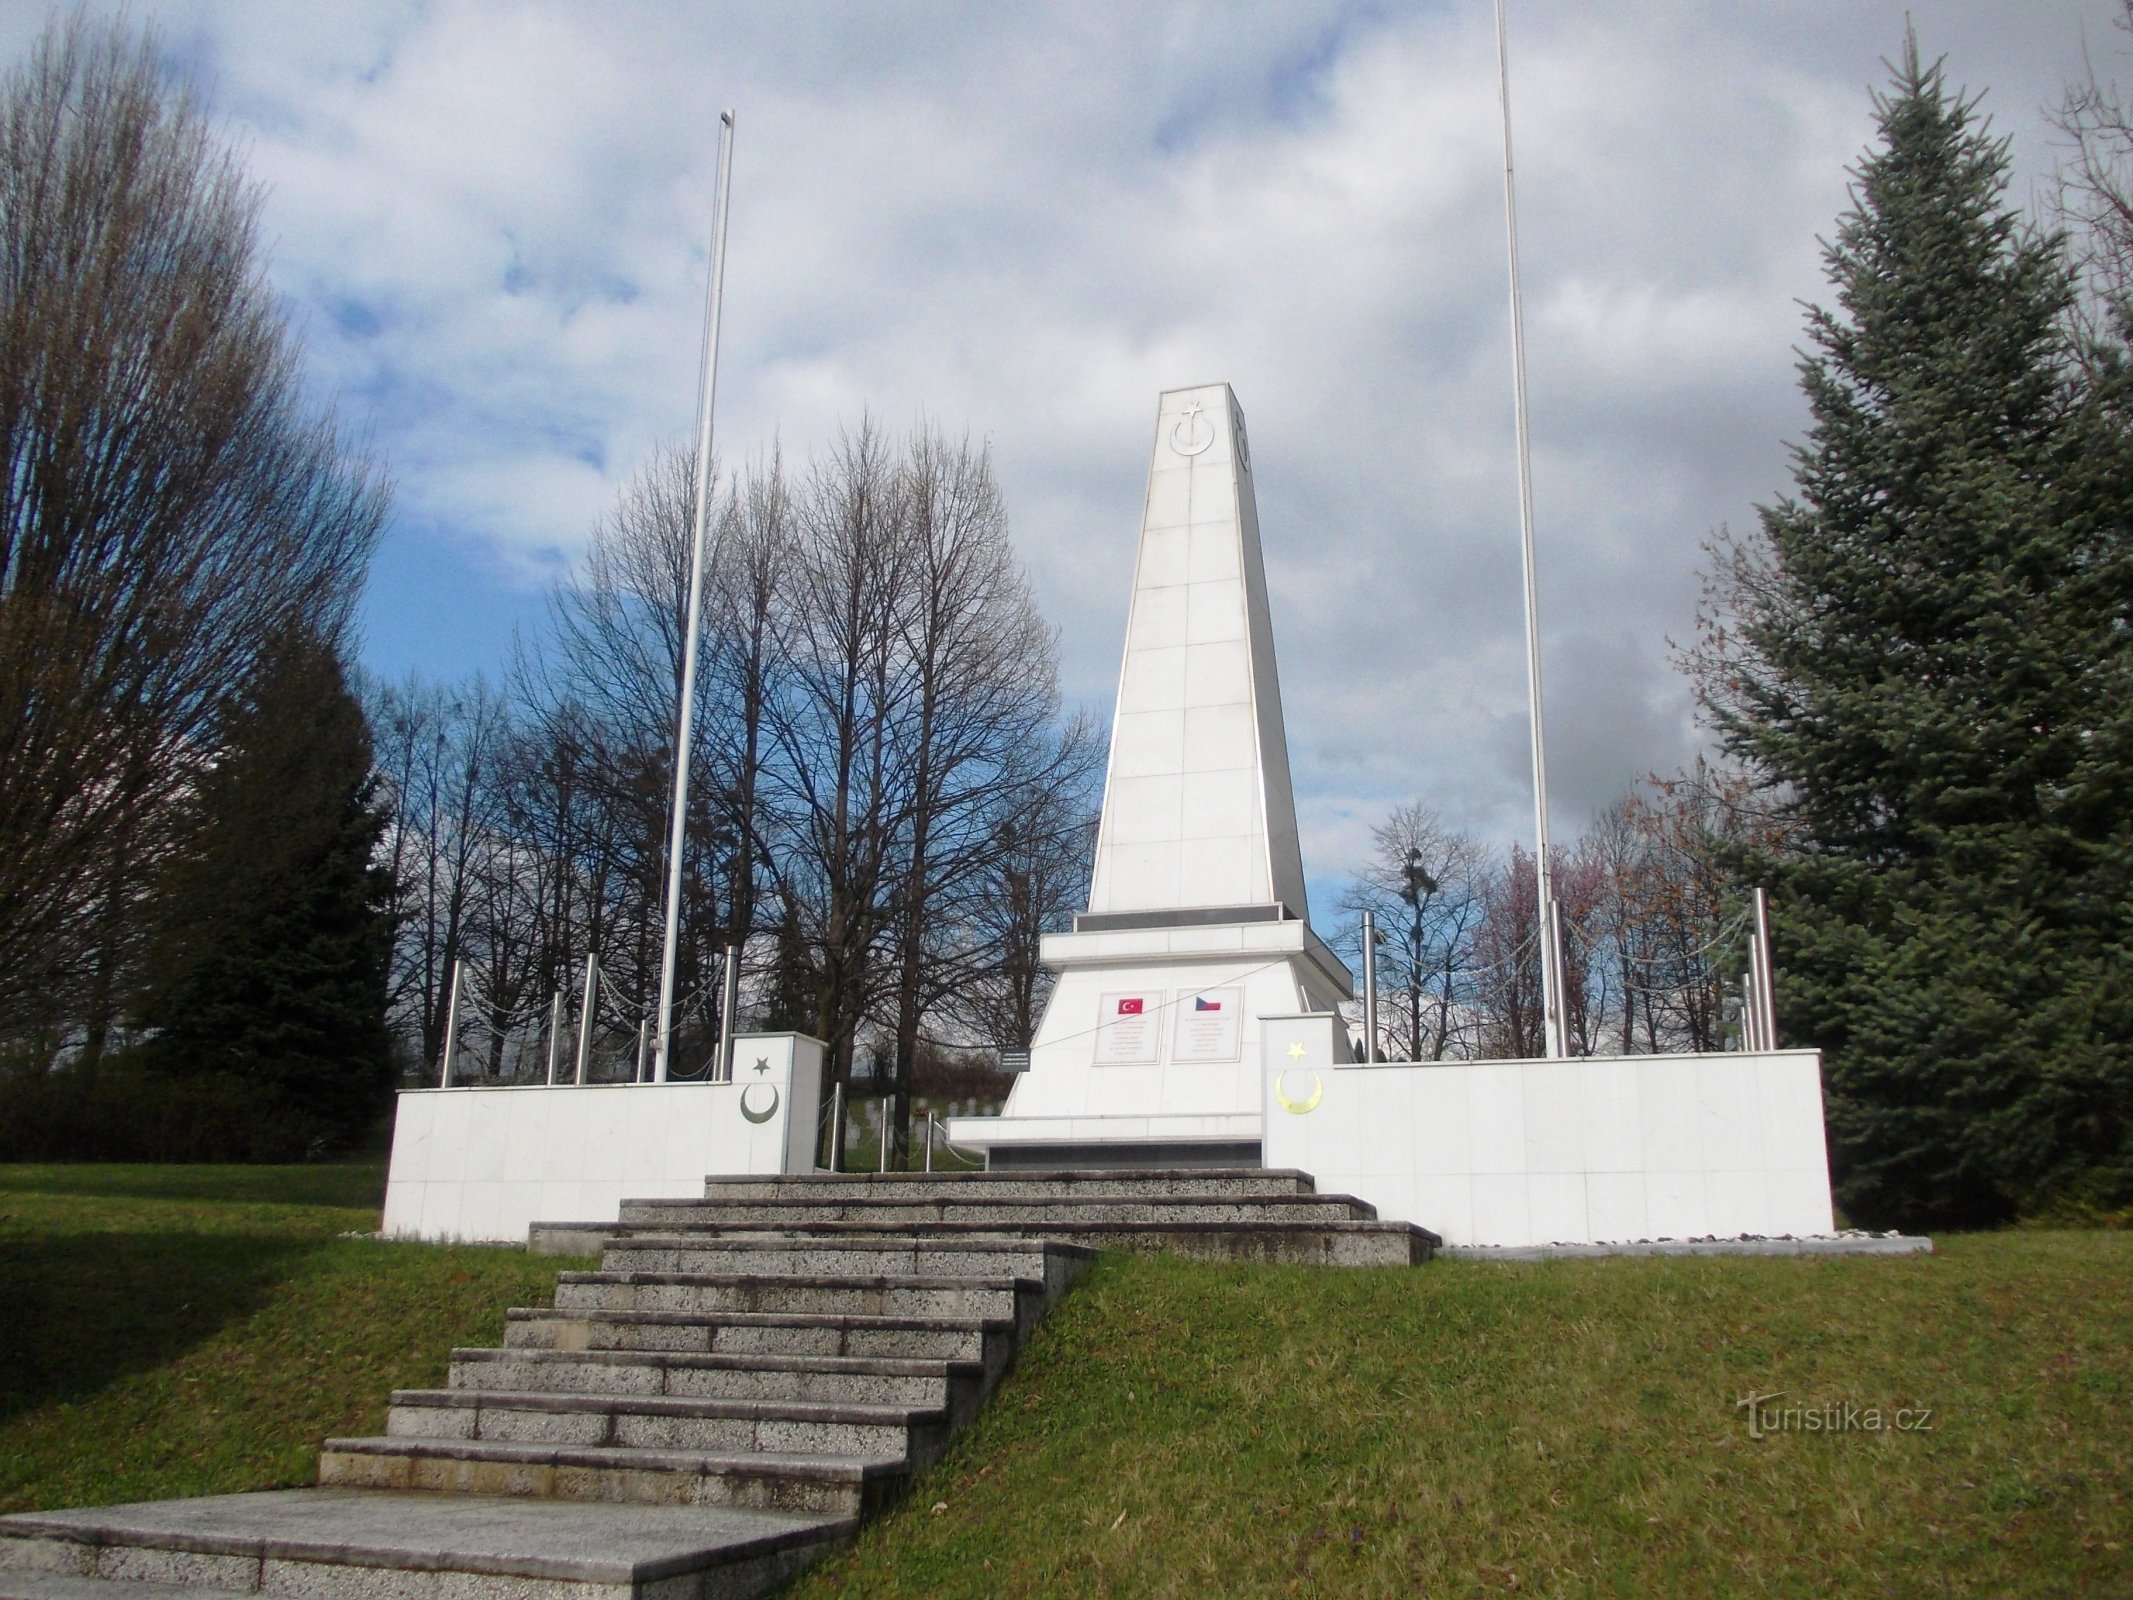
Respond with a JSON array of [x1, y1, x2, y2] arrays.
[[1116, 997, 1144, 1016], [1195, 996, 1222, 1012]]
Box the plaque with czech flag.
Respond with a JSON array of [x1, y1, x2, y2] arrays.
[[1170, 986, 1243, 1063]]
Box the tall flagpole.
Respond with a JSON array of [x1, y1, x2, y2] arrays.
[[655, 110, 736, 1082], [1492, 1, 1566, 1059]]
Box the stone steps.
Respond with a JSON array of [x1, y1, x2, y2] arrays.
[[618, 1194, 1363, 1226], [501, 1305, 1016, 1366], [319, 1434, 911, 1519], [449, 1347, 979, 1413], [548, 1268, 1051, 1323], [688, 1167, 1321, 1201], [535, 1172, 1433, 1267], [0, 1489, 847, 1600], [384, 1388, 952, 1463], [1, 1166, 1434, 1600]]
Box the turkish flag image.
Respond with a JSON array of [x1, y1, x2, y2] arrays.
[[1116, 997, 1144, 1015]]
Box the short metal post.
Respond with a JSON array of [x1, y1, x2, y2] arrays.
[[880, 1094, 893, 1173], [829, 1080, 846, 1172], [574, 954, 599, 1085], [545, 990, 563, 1084], [439, 959, 464, 1087], [1361, 909, 1380, 1063], [717, 943, 741, 1082], [1750, 886, 1777, 1052], [636, 1019, 649, 1082], [926, 1111, 936, 1173]]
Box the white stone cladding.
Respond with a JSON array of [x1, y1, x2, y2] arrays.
[[952, 383, 1349, 1165]]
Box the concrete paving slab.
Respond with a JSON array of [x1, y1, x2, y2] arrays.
[[0, 1491, 844, 1585]]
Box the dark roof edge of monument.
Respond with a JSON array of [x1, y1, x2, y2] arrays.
[[1073, 903, 1296, 934]]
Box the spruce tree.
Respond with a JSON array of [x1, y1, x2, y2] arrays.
[[133, 633, 397, 1155], [1694, 43, 2133, 1228]]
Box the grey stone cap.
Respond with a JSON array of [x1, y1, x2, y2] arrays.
[[0, 1490, 845, 1584], [390, 1389, 946, 1428], [453, 1347, 980, 1380], [692, 1167, 1317, 1190], [319, 1438, 903, 1484], [501, 1307, 1015, 1335], [601, 1232, 1098, 1258], [626, 1193, 1372, 1216], [554, 1269, 1045, 1293]]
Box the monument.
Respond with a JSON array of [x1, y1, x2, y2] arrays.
[[949, 383, 1355, 1169]]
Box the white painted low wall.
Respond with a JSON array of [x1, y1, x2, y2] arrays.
[[1259, 1014, 1835, 1247], [382, 1032, 824, 1244]]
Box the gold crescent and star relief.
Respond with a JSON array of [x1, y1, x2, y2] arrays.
[[1274, 1039, 1322, 1115]]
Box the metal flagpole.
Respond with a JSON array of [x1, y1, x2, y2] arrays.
[[1493, 0, 1565, 1059], [574, 954, 599, 1086], [655, 110, 738, 1083], [439, 959, 464, 1087], [1360, 910, 1380, 1064]]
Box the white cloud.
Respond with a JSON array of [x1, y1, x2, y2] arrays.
[[8, 0, 2118, 896]]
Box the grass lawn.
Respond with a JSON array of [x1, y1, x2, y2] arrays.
[[0, 1160, 588, 1514], [789, 1234, 2131, 1599], [2, 1167, 2125, 1597]]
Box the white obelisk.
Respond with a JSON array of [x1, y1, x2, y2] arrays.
[[951, 383, 1353, 1170]]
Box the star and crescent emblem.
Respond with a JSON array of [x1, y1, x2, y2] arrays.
[[1274, 1039, 1322, 1114], [1171, 397, 1215, 457], [739, 1055, 780, 1123]]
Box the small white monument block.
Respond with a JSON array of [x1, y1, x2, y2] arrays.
[[382, 1031, 825, 1243], [950, 384, 1353, 1169]]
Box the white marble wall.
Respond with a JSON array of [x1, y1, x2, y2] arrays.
[[381, 1032, 824, 1243], [1087, 383, 1309, 919], [1259, 1014, 1836, 1246]]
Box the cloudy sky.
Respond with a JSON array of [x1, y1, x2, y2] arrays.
[[13, 0, 2124, 907]]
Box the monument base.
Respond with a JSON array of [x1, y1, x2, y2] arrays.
[[946, 915, 1351, 1169]]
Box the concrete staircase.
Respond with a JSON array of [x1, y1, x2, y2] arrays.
[[0, 1168, 1433, 1600]]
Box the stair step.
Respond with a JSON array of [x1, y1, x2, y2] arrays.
[[565, 1219, 1431, 1268], [0, 1488, 845, 1600], [386, 1388, 949, 1461], [449, 1347, 977, 1409], [502, 1306, 1016, 1365], [620, 1194, 1374, 1227], [551, 1270, 1045, 1323], [596, 1234, 1078, 1284], [693, 1167, 1321, 1200], [318, 1437, 905, 1518]]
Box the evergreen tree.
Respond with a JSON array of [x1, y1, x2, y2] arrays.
[[134, 633, 397, 1154], [1690, 42, 2133, 1228]]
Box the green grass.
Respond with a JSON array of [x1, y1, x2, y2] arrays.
[[0, 1161, 590, 1514], [3, 1169, 2125, 1596], [788, 1235, 2132, 1599]]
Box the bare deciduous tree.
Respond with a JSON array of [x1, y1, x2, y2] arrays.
[[0, 15, 385, 1043]]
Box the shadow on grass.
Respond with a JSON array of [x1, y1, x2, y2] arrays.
[[0, 1228, 326, 1421], [0, 1162, 388, 1211]]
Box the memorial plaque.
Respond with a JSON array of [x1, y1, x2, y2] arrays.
[[1094, 990, 1164, 1066], [1171, 986, 1243, 1063]]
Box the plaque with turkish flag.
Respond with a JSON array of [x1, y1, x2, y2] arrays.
[[1094, 990, 1164, 1065]]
